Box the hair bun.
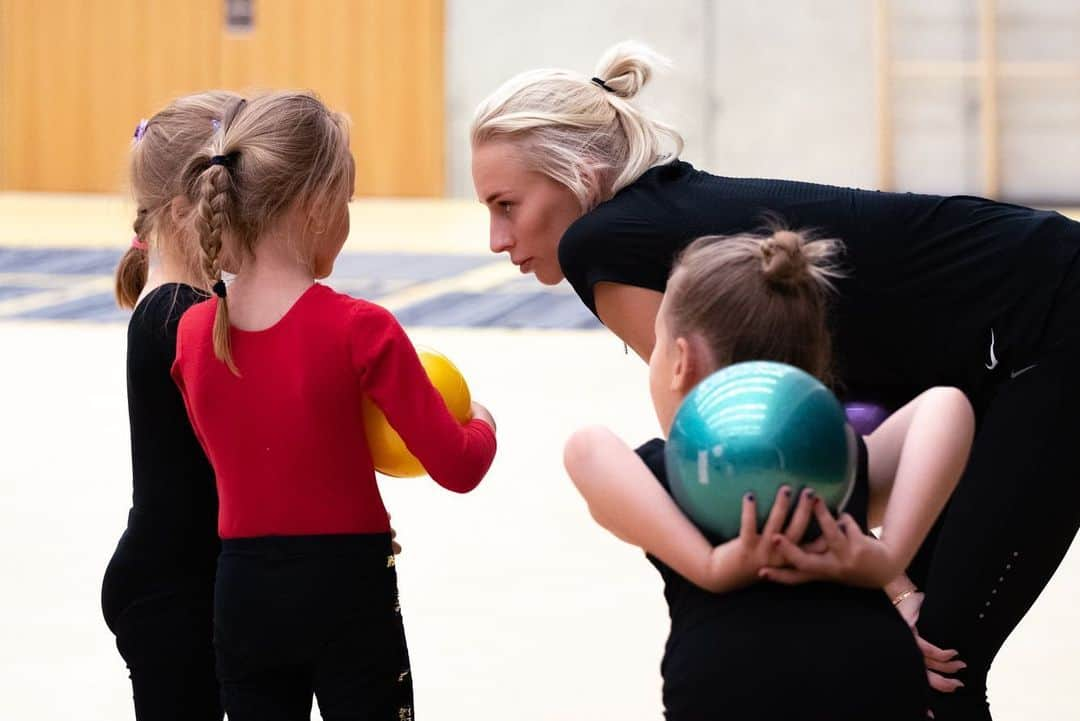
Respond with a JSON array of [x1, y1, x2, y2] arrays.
[[593, 41, 669, 100], [760, 230, 809, 288]]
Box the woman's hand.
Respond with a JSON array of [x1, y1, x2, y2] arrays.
[[703, 486, 817, 591], [760, 498, 902, 588]]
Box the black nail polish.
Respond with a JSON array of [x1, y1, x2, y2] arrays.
[[805, 488, 816, 499], [746, 492, 755, 502], [782, 487, 792, 497]]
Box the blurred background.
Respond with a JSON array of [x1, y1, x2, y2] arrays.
[[1, 2, 1078, 720], [2, 0, 1077, 201]]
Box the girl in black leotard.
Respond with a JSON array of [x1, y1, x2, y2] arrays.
[[472, 42, 1080, 720], [563, 229, 973, 720], [102, 92, 238, 721]]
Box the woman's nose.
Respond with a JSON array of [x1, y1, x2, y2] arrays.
[[490, 226, 513, 254]]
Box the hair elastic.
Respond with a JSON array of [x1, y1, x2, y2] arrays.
[[209, 154, 237, 168], [212, 280, 228, 299], [591, 77, 614, 92], [130, 235, 148, 251], [132, 118, 149, 142]]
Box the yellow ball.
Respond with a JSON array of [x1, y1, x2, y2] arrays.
[[362, 347, 473, 478]]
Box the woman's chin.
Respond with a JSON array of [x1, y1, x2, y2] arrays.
[[534, 266, 565, 286]]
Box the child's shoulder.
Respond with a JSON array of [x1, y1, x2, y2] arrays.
[[311, 284, 398, 328], [175, 293, 216, 333]]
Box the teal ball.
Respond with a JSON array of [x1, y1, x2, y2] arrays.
[[665, 361, 857, 540]]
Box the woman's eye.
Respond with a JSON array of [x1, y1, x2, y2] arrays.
[[501, 202, 512, 215]]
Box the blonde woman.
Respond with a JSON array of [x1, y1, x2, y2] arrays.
[[471, 42, 1080, 720]]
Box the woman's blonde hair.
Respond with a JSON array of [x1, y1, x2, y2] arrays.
[[115, 91, 240, 309], [471, 41, 684, 210], [182, 91, 354, 374], [667, 227, 846, 386]]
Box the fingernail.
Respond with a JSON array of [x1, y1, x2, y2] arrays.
[[781, 486, 792, 497], [957, 662, 967, 670], [746, 492, 755, 502], [805, 488, 815, 498], [771, 536, 782, 545]]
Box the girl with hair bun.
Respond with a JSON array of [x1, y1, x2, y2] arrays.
[[565, 228, 974, 720], [473, 41, 1080, 719]]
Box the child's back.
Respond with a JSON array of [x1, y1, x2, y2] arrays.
[[170, 91, 496, 721], [635, 438, 926, 719], [175, 284, 493, 539]]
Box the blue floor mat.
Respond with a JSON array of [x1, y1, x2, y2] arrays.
[[0, 248, 123, 275], [0, 286, 41, 302], [1, 248, 600, 329], [394, 291, 601, 329], [17, 292, 130, 323]]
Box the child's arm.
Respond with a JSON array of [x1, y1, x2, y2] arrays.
[[865, 386, 974, 573], [355, 304, 496, 492], [564, 426, 813, 594], [766, 387, 974, 587]]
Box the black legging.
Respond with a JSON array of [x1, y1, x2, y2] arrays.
[[912, 274, 1080, 720], [214, 533, 412, 721], [101, 529, 222, 721]]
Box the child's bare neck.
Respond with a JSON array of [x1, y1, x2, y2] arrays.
[[225, 240, 314, 331]]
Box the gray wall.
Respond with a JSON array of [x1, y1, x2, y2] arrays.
[[446, 0, 1080, 203]]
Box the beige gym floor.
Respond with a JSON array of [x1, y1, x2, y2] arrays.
[[1, 194, 1077, 720]]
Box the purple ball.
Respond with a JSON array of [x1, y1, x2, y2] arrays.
[[844, 402, 891, 436]]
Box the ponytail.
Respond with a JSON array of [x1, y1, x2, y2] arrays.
[[471, 41, 683, 209], [114, 210, 151, 309]]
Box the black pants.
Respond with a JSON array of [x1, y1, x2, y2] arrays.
[[215, 533, 413, 721], [102, 528, 222, 721], [910, 271, 1080, 719], [909, 348, 1080, 720], [662, 585, 929, 721]]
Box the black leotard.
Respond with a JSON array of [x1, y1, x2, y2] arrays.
[[634, 437, 927, 721], [101, 283, 221, 720]]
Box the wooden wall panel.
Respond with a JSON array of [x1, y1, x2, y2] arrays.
[[1, 0, 444, 196], [220, 0, 444, 197], [0, 0, 219, 192]]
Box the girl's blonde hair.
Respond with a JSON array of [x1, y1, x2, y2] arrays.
[[182, 91, 354, 374], [115, 91, 240, 309], [667, 228, 846, 385], [471, 41, 683, 210]]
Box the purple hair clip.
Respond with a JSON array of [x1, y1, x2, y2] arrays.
[[133, 118, 149, 142], [212, 118, 222, 132]]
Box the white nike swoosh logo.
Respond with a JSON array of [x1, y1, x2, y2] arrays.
[[1010, 364, 1038, 379], [985, 329, 999, 370]]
